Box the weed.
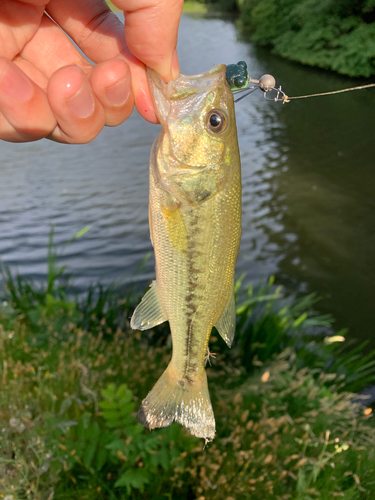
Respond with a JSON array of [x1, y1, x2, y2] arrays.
[[1, 229, 375, 498]]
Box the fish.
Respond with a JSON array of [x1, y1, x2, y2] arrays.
[[131, 64, 242, 441]]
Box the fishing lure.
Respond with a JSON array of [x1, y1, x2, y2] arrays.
[[227, 60, 375, 104], [226, 60, 286, 102]]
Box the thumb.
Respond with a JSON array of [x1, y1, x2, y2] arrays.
[[112, 0, 183, 81]]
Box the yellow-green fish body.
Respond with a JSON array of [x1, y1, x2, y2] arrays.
[[131, 65, 241, 440]]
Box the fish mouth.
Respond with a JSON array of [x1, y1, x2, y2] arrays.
[[147, 64, 228, 124], [147, 64, 227, 94]]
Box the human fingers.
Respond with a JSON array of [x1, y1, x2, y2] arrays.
[[89, 59, 134, 127], [0, 58, 56, 142], [113, 0, 183, 82], [46, 65, 106, 143], [45, 0, 158, 123], [0, 0, 44, 60], [21, 13, 134, 128]]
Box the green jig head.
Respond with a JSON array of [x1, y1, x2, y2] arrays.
[[226, 62, 286, 103], [226, 61, 249, 90]]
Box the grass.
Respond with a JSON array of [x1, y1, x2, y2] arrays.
[[183, 2, 209, 14], [0, 229, 375, 499], [105, 1, 210, 14]]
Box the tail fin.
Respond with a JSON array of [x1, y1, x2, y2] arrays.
[[137, 365, 215, 441]]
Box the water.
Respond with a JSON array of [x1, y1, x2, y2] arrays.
[[0, 13, 374, 345]]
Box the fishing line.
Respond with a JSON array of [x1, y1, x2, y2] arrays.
[[280, 83, 375, 103], [233, 78, 375, 104], [227, 63, 375, 104], [234, 87, 258, 103]]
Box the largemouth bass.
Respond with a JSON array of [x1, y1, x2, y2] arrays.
[[131, 64, 241, 441]]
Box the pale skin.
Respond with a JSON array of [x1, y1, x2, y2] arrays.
[[0, 0, 184, 144]]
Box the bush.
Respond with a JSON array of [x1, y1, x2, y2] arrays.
[[238, 0, 375, 77]]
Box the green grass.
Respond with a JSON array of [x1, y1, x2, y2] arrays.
[[0, 229, 375, 499], [183, 2, 209, 13]]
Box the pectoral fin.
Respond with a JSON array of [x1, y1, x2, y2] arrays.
[[215, 291, 236, 347], [131, 281, 167, 330], [161, 200, 187, 251]]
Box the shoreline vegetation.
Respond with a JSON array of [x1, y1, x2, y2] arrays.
[[107, 1, 375, 78], [196, 0, 375, 78], [1, 231, 375, 498]]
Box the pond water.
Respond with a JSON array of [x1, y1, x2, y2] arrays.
[[0, 13, 374, 345]]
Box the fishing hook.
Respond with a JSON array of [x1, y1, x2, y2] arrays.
[[263, 85, 288, 102], [234, 86, 259, 103], [232, 73, 287, 103]]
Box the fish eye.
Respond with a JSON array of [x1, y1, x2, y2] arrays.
[[207, 110, 227, 134]]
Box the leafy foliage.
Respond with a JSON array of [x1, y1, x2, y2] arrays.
[[1, 230, 375, 498], [48, 383, 195, 498], [1, 227, 137, 346], [196, 0, 375, 76], [238, 0, 375, 77], [187, 352, 375, 499]]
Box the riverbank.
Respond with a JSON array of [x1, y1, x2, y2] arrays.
[[192, 0, 375, 78], [1, 238, 375, 499]]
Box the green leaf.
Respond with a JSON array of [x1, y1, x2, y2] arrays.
[[106, 439, 127, 453], [116, 384, 133, 399], [95, 446, 109, 471], [115, 469, 150, 493], [99, 401, 120, 410], [64, 226, 91, 248], [292, 312, 308, 328], [159, 446, 170, 471], [83, 443, 97, 469], [101, 383, 117, 400], [125, 422, 144, 438], [143, 433, 160, 453]]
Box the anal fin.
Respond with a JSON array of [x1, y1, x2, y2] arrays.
[[215, 291, 236, 347], [131, 281, 167, 330]]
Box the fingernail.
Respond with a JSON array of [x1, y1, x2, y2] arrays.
[[105, 75, 131, 106], [0, 65, 34, 102], [171, 49, 180, 81], [67, 84, 95, 119]]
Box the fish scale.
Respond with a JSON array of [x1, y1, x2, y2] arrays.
[[131, 64, 241, 440]]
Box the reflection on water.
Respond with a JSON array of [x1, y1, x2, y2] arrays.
[[0, 13, 374, 345], [255, 45, 375, 345], [0, 114, 156, 288]]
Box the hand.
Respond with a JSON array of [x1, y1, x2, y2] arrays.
[[0, 0, 183, 144]]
